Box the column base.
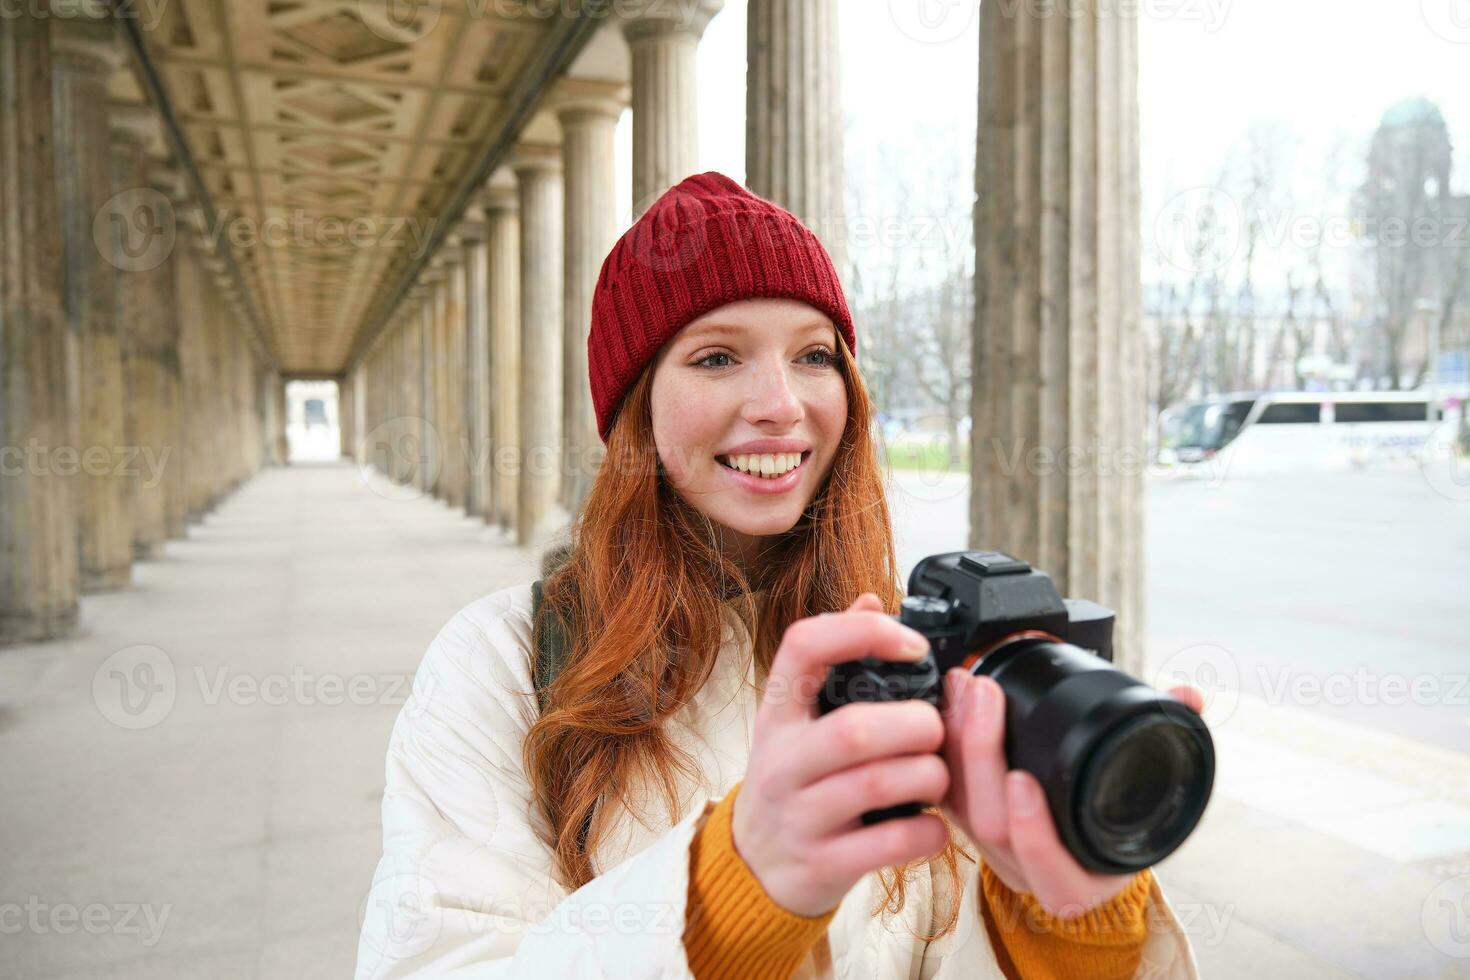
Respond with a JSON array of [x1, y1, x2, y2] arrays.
[[82, 565, 133, 594], [0, 604, 80, 647], [133, 540, 166, 562]]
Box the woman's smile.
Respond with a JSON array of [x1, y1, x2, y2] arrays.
[[716, 450, 813, 494]]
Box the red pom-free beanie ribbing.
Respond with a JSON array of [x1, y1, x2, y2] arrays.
[[587, 171, 855, 442]]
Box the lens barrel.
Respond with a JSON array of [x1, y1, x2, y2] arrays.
[[974, 637, 1214, 874]]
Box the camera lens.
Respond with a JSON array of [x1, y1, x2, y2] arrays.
[[1077, 712, 1210, 866], [973, 638, 1214, 874]]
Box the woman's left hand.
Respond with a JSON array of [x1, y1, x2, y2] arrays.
[[938, 664, 1204, 918]]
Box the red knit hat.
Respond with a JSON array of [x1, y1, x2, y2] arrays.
[[588, 171, 855, 442]]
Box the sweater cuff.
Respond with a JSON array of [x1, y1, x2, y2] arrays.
[[980, 860, 1153, 944], [684, 781, 837, 979]]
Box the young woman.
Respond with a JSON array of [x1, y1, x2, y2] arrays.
[[357, 172, 1203, 979]]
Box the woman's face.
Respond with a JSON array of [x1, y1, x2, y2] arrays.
[[649, 297, 849, 554]]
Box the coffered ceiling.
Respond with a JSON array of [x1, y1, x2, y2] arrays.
[[110, 0, 595, 376]]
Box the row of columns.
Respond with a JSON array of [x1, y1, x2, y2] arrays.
[[348, 2, 734, 546], [348, 0, 1147, 667], [1, 10, 278, 646]]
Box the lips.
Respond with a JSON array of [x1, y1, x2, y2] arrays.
[[716, 451, 810, 494]]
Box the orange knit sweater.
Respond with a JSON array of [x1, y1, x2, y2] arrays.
[[684, 782, 1153, 980]]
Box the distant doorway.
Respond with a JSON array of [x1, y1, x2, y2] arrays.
[[286, 379, 341, 463]]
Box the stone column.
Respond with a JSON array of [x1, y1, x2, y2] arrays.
[[418, 280, 441, 496], [971, 1, 1146, 671], [110, 111, 170, 560], [272, 372, 288, 466], [556, 82, 626, 516], [150, 167, 187, 540], [511, 145, 564, 546], [436, 244, 468, 511], [621, 0, 724, 213], [745, 0, 848, 284], [176, 235, 215, 521], [1, 13, 80, 644], [457, 213, 491, 519], [484, 185, 521, 534], [52, 15, 131, 591], [339, 373, 355, 461]]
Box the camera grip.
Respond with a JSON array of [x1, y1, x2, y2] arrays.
[[818, 654, 944, 825]]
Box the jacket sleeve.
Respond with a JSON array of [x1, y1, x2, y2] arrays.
[[355, 587, 709, 980], [916, 841, 1202, 979]]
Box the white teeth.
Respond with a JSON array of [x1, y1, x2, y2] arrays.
[[721, 452, 803, 478]]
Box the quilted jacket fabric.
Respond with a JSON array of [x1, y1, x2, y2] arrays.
[[356, 583, 1204, 979]]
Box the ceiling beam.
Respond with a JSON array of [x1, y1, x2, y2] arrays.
[[111, 0, 279, 371], [342, 1, 615, 374]]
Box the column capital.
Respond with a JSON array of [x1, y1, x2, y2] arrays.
[[509, 142, 563, 177], [619, 0, 724, 43], [548, 78, 630, 126], [454, 210, 489, 243], [431, 241, 465, 268], [480, 182, 520, 215], [51, 15, 124, 78], [109, 105, 161, 153]]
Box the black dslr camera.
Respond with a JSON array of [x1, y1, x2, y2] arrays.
[[818, 550, 1214, 874]]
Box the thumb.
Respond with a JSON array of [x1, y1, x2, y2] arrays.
[[847, 591, 884, 612]]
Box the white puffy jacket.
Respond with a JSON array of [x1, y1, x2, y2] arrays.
[[356, 583, 1203, 979]]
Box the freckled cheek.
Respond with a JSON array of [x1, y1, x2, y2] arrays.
[[652, 386, 726, 488], [806, 377, 849, 457]]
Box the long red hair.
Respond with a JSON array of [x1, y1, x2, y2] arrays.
[[523, 329, 973, 938]]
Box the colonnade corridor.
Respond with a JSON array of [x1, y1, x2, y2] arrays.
[[0, 463, 538, 979]]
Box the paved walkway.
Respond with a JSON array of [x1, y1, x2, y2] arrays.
[[0, 463, 1465, 978]]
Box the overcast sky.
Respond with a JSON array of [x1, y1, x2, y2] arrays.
[[610, 0, 1470, 290]]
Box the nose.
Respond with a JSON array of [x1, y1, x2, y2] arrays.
[[741, 357, 803, 428]]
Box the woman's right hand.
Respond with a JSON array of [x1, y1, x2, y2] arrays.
[[729, 593, 951, 917]]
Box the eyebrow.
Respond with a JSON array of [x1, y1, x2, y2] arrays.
[[681, 320, 834, 344]]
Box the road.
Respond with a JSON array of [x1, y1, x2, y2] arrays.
[[886, 464, 1470, 754]]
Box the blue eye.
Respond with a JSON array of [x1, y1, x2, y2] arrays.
[[694, 352, 732, 368], [802, 347, 837, 367]]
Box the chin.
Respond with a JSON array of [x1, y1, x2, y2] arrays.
[[708, 504, 806, 539]]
